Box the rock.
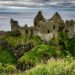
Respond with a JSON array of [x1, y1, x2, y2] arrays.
[[13, 43, 32, 59]]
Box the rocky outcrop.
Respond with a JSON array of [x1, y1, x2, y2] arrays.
[[0, 40, 33, 59], [13, 43, 32, 59]]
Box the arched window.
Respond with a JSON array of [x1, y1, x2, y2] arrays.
[[53, 25, 55, 29], [26, 30, 28, 34], [31, 30, 33, 35], [47, 30, 50, 33]]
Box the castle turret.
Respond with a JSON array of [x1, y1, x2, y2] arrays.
[[34, 11, 45, 27], [49, 12, 63, 22], [10, 19, 19, 32], [49, 12, 64, 31], [50, 12, 61, 19]]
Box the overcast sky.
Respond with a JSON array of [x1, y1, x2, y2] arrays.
[[0, 0, 75, 7], [0, 0, 75, 31]]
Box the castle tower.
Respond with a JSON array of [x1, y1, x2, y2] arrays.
[[10, 19, 19, 32], [34, 11, 45, 27], [49, 12, 64, 31], [50, 12, 61, 20]]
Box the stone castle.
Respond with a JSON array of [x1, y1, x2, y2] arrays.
[[0, 11, 75, 41]]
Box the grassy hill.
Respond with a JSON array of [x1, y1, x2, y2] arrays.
[[0, 32, 74, 74], [19, 45, 61, 66], [25, 57, 75, 75], [0, 46, 17, 64], [3, 35, 42, 47]]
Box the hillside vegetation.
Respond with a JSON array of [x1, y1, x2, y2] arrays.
[[25, 57, 75, 75], [0, 46, 17, 64], [0, 31, 74, 75], [3, 35, 42, 47], [19, 45, 61, 67]]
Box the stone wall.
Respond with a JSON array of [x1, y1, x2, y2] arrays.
[[39, 21, 54, 34], [10, 19, 19, 32], [19, 26, 35, 36], [65, 20, 75, 38]]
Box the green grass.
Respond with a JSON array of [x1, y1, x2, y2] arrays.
[[0, 63, 16, 74], [25, 57, 75, 75], [3, 35, 42, 47], [0, 31, 74, 75], [19, 44, 61, 64], [59, 32, 75, 56], [1, 57, 75, 75], [0, 46, 17, 64]]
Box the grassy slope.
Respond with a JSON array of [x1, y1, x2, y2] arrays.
[[3, 35, 42, 47], [0, 46, 17, 64], [25, 57, 75, 75], [19, 44, 61, 64], [1, 57, 75, 75]]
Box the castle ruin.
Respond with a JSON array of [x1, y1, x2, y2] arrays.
[[0, 11, 75, 41]]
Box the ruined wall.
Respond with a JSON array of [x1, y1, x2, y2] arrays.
[[34, 11, 45, 27], [9, 12, 75, 40], [10, 19, 19, 32], [19, 26, 35, 36], [65, 20, 75, 38], [39, 21, 54, 34]]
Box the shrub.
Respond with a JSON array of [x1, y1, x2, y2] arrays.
[[59, 32, 75, 56], [0, 63, 16, 74], [18, 45, 61, 70], [3, 35, 42, 47], [0, 46, 17, 64]]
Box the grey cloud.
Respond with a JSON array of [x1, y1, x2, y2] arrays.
[[0, 0, 75, 7]]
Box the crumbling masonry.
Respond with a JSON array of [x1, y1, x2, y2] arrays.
[[1, 11, 75, 41]]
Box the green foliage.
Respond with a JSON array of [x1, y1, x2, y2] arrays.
[[68, 38, 75, 56], [3, 35, 42, 47], [0, 63, 16, 74], [26, 57, 75, 75], [0, 46, 17, 64], [19, 45, 61, 64], [49, 35, 58, 46], [0, 31, 74, 75], [1, 57, 75, 75], [59, 32, 75, 56]]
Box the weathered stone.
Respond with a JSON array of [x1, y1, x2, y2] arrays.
[[0, 40, 33, 59], [13, 43, 32, 59], [34, 11, 45, 27]]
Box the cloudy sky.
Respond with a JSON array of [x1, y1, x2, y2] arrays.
[[0, 0, 75, 7], [0, 0, 75, 31]]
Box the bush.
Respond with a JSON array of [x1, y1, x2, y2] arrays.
[[0, 46, 17, 64], [59, 32, 75, 56], [18, 45, 61, 70], [0, 63, 16, 74], [3, 35, 42, 47]]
